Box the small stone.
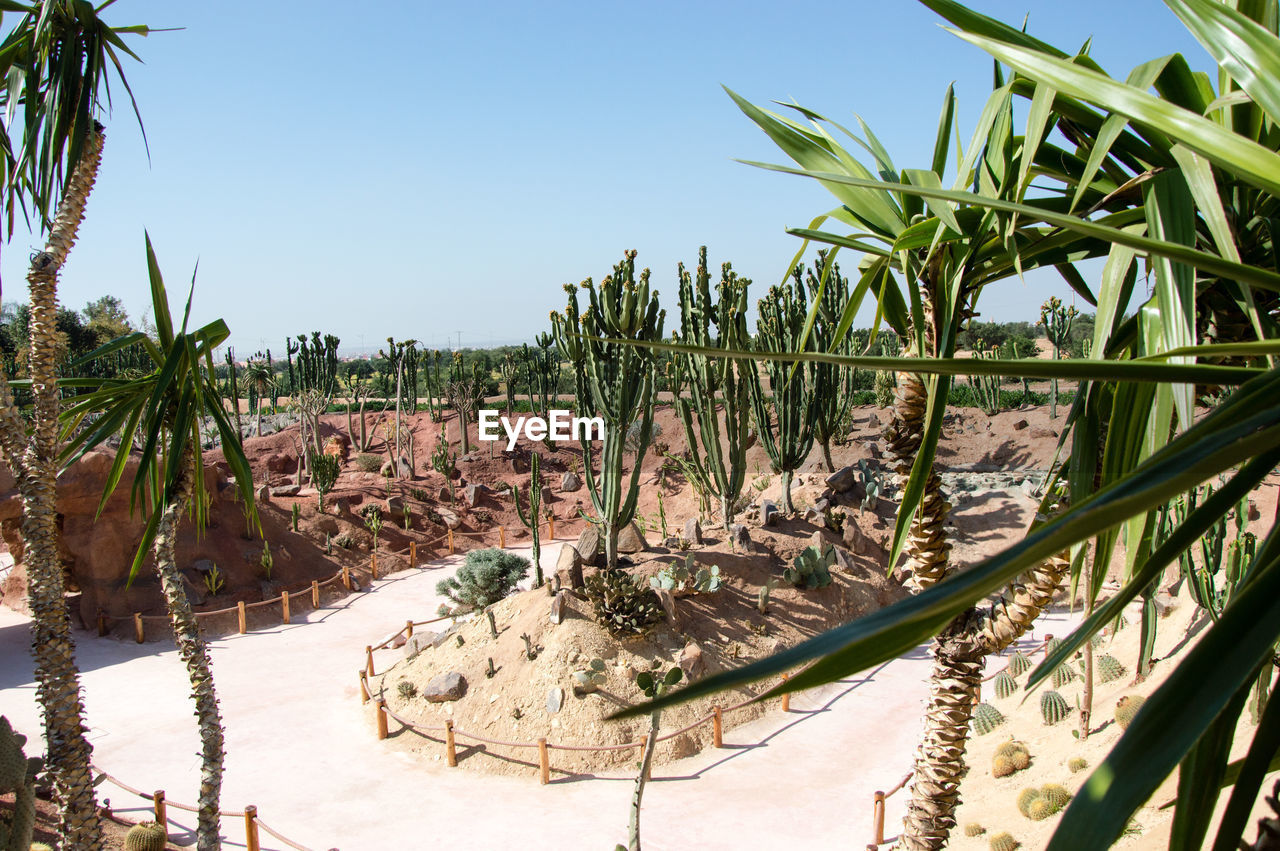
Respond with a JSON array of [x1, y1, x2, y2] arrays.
[[679, 642, 705, 680], [653, 588, 679, 630], [437, 507, 462, 530], [430, 624, 459, 648], [831, 546, 857, 573], [617, 521, 648, 554], [270, 484, 301, 497], [1153, 591, 1179, 618], [825, 465, 857, 493], [803, 507, 823, 523], [842, 521, 869, 555], [386, 495, 406, 516], [560, 471, 581, 492], [255, 485, 271, 503], [812, 497, 830, 514], [464, 483, 482, 508], [438, 486, 452, 503], [423, 672, 467, 702], [730, 524, 751, 552], [575, 526, 603, 567], [760, 500, 779, 526], [550, 590, 566, 625], [1012, 419, 1029, 431], [555, 545, 585, 590], [683, 517, 702, 545], [808, 530, 827, 551], [546, 687, 564, 714]]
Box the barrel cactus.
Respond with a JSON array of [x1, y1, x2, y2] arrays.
[[1016, 788, 1042, 817], [992, 740, 1030, 777], [1040, 690, 1071, 725], [972, 702, 1005, 736], [1041, 783, 1072, 810], [1068, 756, 1088, 773], [1097, 653, 1126, 684], [1027, 797, 1056, 821], [1051, 663, 1076, 689], [1006, 650, 1033, 677], [124, 821, 167, 851], [965, 823, 986, 837], [1115, 694, 1146, 730], [993, 670, 1017, 700], [989, 831, 1019, 851]]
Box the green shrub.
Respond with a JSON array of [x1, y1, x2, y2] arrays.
[[355, 453, 383, 473], [435, 548, 529, 613]]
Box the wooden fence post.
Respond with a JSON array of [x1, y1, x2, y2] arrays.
[[410, 540, 417, 567], [311, 580, 320, 609], [781, 673, 791, 712], [244, 805, 260, 851], [1044, 634, 1053, 657], [359, 670, 369, 704], [538, 737, 549, 785], [133, 613, 144, 644], [499, 526, 506, 548], [406, 619, 414, 639], [448, 528, 454, 554], [375, 699, 389, 740], [237, 601, 247, 634], [371, 551, 379, 580], [97, 609, 108, 637], [152, 790, 166, 835], [342, 564, 352, 590], [712, 706, 723, 748], [365, 645, 375, 676], [873, 791, 886, 846], [281, 591, 290, 624], [445, 719, 457, 767]]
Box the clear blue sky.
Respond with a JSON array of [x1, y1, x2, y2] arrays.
[[0, 0, 1210, 356]]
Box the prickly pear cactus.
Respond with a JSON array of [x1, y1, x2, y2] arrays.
[[1040, 690, 1071, 725], [782, 545, 835, 589], [1115, 694, 1146, 730], [989, 831, 1019, 851], [1006, 650, 1033, 677], [0, 717, 28, 793], [1097, 653, 1126, 684], [972, 702, 1005, 736], [993, 670, 1017, 700], [124, 820, 167, 851]]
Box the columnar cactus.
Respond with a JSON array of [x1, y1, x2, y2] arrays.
[[1039, 296, 1078, 418], [743, 279, 817, 514], [551, 250, 665, 569], [670, 247, 752, 530], [511, 451, 544, 586], [799, 252, 858, 472], [967, 346, 1003, 416]]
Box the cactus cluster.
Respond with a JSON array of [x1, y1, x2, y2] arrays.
[[0, 717, 41, 851], [783, 545, 835, 589], [584, 570, 664, 637], [992, 740, 1030, 778], [993, 670, 1018, 700], [1096, 654, 1126, 684], [1040, 690, 1071, 725], [650, 555, 722, 596], [854, 459, 884, 512], [1115, 694, 1146, 730], [124, 820, 167, 851], [989, 831, 1019, 851], [972, 702, 1005, 736], [967, 346, 1004, 416], [797, 253, 860, 472], [1017, 784, 1072, 821], [1006, 651, 1033, 677]]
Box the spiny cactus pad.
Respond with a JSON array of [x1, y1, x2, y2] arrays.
[[1016, 788, 1042, 817], [124, 821, 167, 851], [1115, 694, 1146, 730], [993, 670, 1018, 700], [1006, 651, 1033, 677], [1068, 756, 1088, 773], [972, 702, 1005, 736], [1040, 690, 1071, 725], [989, 831, 1019, 851], [1097, 653, 1126, 684], [965, 823, 986, 837], [1041, 783, 1072, 810]]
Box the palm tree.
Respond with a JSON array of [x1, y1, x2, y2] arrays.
[[623, 2, 1280, 850], [0, 5, 152, 845], [61, 235, 259, 851]]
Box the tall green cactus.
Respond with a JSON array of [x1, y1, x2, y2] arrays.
[[967, 345, 1003, 416], [743, 278, 816, 514], [500, 351, 520, 416], [445, 353, 486, 455], [1039, 296, 1077, 419], [670, 246, 752, 531], [223, 347, 243, 438], [800, 252, 858, 472], [522, 332, 561, 425], [0, 717, 40, 851], [551, 250, 665, 569], [511, 451, 544, 586]]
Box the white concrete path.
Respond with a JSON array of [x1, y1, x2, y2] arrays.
[[0, 546, 1075, 850]]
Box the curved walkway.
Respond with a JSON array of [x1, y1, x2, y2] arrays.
[[0, 547, 1075, 849]]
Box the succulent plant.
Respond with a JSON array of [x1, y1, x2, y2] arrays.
[[1051, 663, 1076, 689], [1027, 797, 1056, 821], [1115, 694, 1146, 730], [965, 823, 986, 837], [757, 579, 779, 614], [992, 741, 1031, 778], [1068, 757, 1088, 773], [1041, 783, 1072, 810], [993, 670, 1018, 700], [989, 831, 1019, 851], [396, 681, 417, 700], [124, 821, 167, 851], [1097, 653, 1126, 684], [0, 716, 40, 851], [573, 658, 608, 693], [994, 739, 1026, 760], [783, 544, 835, 590], [510, 451, 546, 586], [1006, 651, 1033, 677], [649, 560, 691, 593], [1016, 788, 1043, 817], [1041, 690, 1071, 725], [692, 564, 722, 594], [972, 702, 1005, 736], [585, 569, 664, 636]]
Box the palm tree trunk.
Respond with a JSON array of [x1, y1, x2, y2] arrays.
[[883, 373, 952, 592], [19, 125, 106, 850], [154, 457, 225, 850]]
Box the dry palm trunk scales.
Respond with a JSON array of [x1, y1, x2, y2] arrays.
[[884, 372, 952, 591]]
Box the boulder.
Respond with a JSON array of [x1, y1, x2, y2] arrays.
[[270, 485, 301, 498], [560, 471, 581, 492], [730, 524, 751, 552], [682, 517, 702, 545], [842, 520, 870, 555], [438, 486, 452, 503], [255, 484, 271, 504], [679, 641, 706, 680], [436, 507, 462, 530], [616, 521, 648, 554], [464, 483, 483, 508], [575, 526, 603, 567], [540, 485, 554, 505], [555, 546, 584, 590], [322, 434, 350, 462], [825, 465, 857, 493], [760, 500, 779, 526], [403, 632, 435, 660], [423, 672, 468, 703]]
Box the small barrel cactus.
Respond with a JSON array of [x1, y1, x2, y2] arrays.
[[1040, 690, 1071, 725], [1052, 663, 1076, 689], [965, 823, 986, 837], [1027, 797, 1056, 821], [124, 821, 167, 851], [989, 831, 1019, 851], [1115, 694, 1146, 730], [1016, 788, 1042, 817], [1068, 756, 1088, 773], [993, 670, 1018, 700], [1046, 636, 1064, 657], [1041, 783, 1072, 810], [992, 740, 1030, 777], [1097, 653, 1126, 684], [1006, 651, 1033, 677], [972, 702, 1005, 736]]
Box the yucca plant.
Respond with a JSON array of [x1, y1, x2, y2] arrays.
[[61, 235, 259, 851]]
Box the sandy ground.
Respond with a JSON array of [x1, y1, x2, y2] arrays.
[[0, 539, 1081, 850]]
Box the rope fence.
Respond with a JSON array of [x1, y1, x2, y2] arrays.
[[94, 514, 573, 643], [91, 763, 318, 851]]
